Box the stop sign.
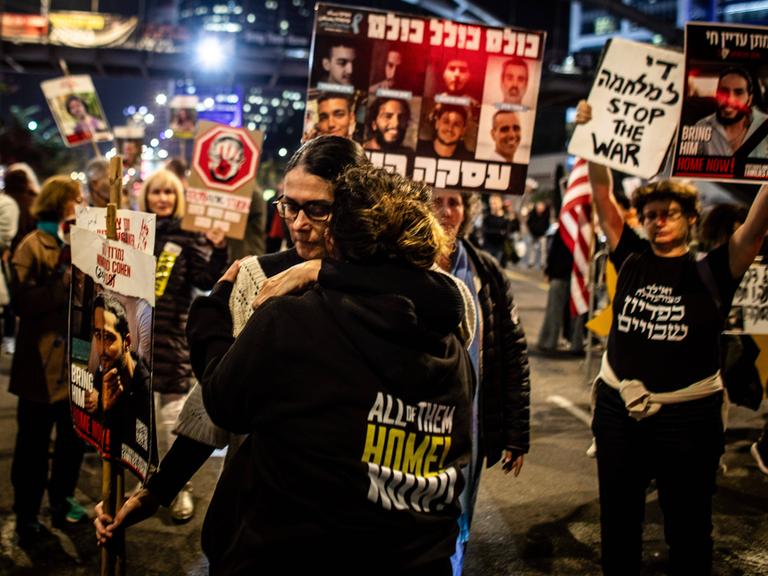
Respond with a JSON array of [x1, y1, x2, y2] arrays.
[[192, 126, 260, 192]]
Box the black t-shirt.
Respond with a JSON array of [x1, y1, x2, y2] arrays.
[[607, 224, 741, 393], [483, 214, 510, 245]]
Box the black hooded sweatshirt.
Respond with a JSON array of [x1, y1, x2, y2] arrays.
[[186, 258, 473, 575]]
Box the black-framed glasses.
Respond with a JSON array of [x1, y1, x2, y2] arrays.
[[640, 207, 683, 224], [274, 195, 333, 223]]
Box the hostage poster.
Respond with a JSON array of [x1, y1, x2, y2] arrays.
[[672, 22, 768, 183], [41, 75, 112, 147], [568, 38, 683, 179], [727, 260, 768, 334], [305, 3, 546, 193], [69, 225, 157, 480]]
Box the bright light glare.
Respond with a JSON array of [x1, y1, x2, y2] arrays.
[[27, 121, 38, 131], [155, 93, 167, 105], [197, 37, 226, 68], [144, 113, 155, 124], [278, 148, 288, 157], [158, 149, 169, 159], [150, 138, 159, 147]]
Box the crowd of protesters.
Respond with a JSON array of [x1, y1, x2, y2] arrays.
[[0, 91, 765, 576]]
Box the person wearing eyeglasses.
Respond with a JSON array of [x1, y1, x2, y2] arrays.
[[187, 163, 472, 574], [93, 136, 371, 544], [431, 188, 530, 575], [576, 100, 768, 576], [96, 141, 474, 573]]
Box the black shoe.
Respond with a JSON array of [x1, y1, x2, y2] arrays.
[[16, 518, 43, 547]]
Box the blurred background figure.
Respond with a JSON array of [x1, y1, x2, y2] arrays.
[[9, 175, 87, 545], [228, 185, 267, 261], [697, 203, 768, 476], [1, 163, 40, 355], [139, 169, 228, 521], [536, 224, 586, 356], [525, 199, 551, 270], [138, 168, 229, 522], [432, 188, 530, 575], [482, 194, 511, 267], [85, 157, 111, 208]]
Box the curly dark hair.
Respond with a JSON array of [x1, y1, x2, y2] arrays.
[[633, 180, 701, 220], [329, 164, 449, 268]]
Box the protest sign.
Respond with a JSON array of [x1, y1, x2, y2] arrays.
[[568, 38, 683, 178], [672, 22, 768, 183], [181, 120, 263, 239], [69, 225, 156, 480], [170, 95, 199, 139], [727, 261, 768, 334], [76, 206, 155, 254], [305, 3, 545, 194], [41, 75, 112, 147]]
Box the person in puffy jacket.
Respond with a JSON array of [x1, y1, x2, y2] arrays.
[[139, 168, 229, 521]]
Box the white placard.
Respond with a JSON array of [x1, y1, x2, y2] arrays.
[[728, 262, 768, 334], [71, 226, 157, 306], [76, 206, 156, 254], [568, 38, 684, 178]]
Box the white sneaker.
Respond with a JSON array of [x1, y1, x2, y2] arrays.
[[751, 442, 768, 475], [170, 483, 194, 522], [586, 438, 597, 458], [2, 336, 15, 355]]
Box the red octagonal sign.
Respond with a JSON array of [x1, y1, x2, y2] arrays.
[[192, 126, 260, 192]]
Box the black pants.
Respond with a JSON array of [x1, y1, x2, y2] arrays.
[[11, 398, 84, 521], [592, 383, 724, 576]]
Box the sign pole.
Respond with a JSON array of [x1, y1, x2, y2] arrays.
[[100, 156, 125, 576]]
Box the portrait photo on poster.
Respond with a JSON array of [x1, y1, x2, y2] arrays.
[[41, 75, 112, 147], [311, 34, 370, 95], [481, 54, 543, 113], [673, 22, 768, 182], [69, 269, 155, 480], [475, 104, 534, 164]]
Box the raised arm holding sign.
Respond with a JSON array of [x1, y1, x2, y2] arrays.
[[575, 98, 768, 575], [568, 38, 683, 179]]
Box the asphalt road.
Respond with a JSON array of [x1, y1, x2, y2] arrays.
[[0, 265, 766, 575]]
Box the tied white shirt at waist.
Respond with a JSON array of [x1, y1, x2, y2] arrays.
[[596, 352, 724, 421]]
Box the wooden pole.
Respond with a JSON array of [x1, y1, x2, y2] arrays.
[[101, 156, 125, 576]]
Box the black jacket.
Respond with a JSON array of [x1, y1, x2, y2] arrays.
[[463, 240, 531, 463], [152, 218, 228, 395], [188, 258, 473, 574]]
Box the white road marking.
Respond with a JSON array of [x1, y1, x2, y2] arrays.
[[547, 394, 592, 427]]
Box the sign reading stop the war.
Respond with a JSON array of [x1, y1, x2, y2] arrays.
[[182, 120, 263, 239]]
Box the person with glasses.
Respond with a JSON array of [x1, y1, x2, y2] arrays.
[[576, 100, 768, 576], [431, 188, 530, 575], [94, 135, 371, 544], [186, 163, 471, 574]]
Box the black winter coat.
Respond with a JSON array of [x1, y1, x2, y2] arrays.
[[463, 239, 531, 465], [153, 218, 229, 395]]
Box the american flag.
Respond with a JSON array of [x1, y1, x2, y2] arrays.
[[558, 158, 593, 316]]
